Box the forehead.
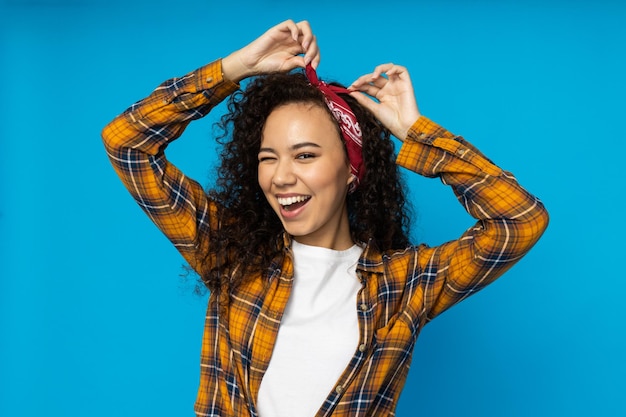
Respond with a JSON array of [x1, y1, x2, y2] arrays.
[[261, 102, 342, 148]]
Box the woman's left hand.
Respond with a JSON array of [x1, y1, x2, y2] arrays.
[[349, 63, 421, 140]]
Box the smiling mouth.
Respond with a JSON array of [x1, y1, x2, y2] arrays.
[[277, 195, 311, 212]]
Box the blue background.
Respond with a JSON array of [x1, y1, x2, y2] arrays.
[[1, 0, 625, 416]]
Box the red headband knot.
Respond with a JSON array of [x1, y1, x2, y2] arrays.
[[305, 64, 364, 193]]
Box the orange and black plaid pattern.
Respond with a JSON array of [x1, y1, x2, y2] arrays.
[[102, 60, 549, 417]]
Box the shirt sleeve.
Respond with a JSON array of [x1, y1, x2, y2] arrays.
[[101, 59, 240, 272], [396, 117, 549, 320]]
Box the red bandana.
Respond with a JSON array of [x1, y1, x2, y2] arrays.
[[305, 64, 364, 193]]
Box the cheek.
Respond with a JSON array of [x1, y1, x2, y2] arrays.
[[257, 166, 268, 188], [309, 165, 349, 194]]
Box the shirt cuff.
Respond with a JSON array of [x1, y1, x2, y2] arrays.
[[405, 116, 455, 143], [194, 59, 240, 97], [397, 116, 503, 178]]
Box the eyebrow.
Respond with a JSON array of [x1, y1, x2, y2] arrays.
[[258, 142, 322, 154]]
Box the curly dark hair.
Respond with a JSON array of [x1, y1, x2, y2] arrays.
[[199, 70, 412, 294]]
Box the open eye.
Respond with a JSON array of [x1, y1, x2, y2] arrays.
[[296, 152, 316, 160]]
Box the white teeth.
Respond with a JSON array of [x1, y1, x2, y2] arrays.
[[277, 195, 309, 206]]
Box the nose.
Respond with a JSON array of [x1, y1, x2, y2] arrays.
[[272, 159, 297, 187]]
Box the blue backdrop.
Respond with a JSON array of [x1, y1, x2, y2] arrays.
[[1, 0, 624, 416]]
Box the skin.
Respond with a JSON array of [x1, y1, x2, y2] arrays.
[[220, 19, 422, 250], [258, 103, 354, 250], [221, 20, 421, 140], [222, 20, 321, 83], [349, 63, 421, 141]]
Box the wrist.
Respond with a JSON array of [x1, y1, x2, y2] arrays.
[[222, 51, 251, 83]]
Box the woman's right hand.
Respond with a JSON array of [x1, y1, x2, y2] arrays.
[[222, 20, 320, 83]]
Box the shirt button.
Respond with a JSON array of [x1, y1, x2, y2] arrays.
[[335, 385, 344, 394], [206, 76, 214, 83], [359, 303, 368, 311], [456, 148, 467, 156], [418, 133, 427, 139], [359, 343, 367, 352]]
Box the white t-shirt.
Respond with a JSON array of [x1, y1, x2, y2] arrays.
[[256, 240, 363, 417]]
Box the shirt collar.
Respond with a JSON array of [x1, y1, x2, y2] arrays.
[[281, 233, 386, 274]]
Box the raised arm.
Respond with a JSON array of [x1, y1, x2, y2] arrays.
[[350, 64, 549, 319], [101, 20, 320, 272]]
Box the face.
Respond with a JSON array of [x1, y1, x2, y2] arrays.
[[258, 102, 354, 250]]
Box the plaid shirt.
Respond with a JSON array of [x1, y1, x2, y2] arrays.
[[102, 60, 549, 417]]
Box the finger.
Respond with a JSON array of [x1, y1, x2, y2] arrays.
[[286, 42, 306, 56], [350, 76, 387, 91], [303, 35, 319, 66], [369, 76, 388, 89], [384, 64, 406, 74], [349, 90, 379, 114], [275, 19, 299, 42], [352, 83, 380, 97], [296, 20, 313, 49], [371, 63, 394, 79], [385, 65, 409, 80], [289, 54, 313, 70], [310, 51, 321, 69], [306, 51, 321, 69], [297, 21, 319, 67], [289, 19, 302, 42], [351, 63, 406, 87], [350, 73, 376, 89]]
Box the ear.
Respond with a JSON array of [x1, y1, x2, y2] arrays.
[[347, 173, 358, 194]]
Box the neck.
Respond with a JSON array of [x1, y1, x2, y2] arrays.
[[293, 210, 354, 251]]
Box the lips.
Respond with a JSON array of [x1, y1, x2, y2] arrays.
[[277, 195, 310, 210], [283, 198, 309, 211], [276, 195, 311, 216]]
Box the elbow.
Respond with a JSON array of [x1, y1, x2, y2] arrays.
[[101, 119, 117, 149], [100, 116, 133, 165], [101, 111, 132, 151], [518, 198, 550, 251], [534, 199, 550, 238]]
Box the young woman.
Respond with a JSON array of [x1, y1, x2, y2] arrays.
[[102, 20, 548, 417]]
